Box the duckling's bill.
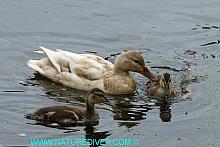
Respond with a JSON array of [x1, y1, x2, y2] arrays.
[[103, 99, 114, 107]]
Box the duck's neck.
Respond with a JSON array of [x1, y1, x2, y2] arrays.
[[114, 57, 129, 75], [114, 67, 129, 75], [86, 99, 95, 113]]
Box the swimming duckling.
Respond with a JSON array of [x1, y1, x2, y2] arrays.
[[25, 88, 110, 126], [146, 73, 176, 98]]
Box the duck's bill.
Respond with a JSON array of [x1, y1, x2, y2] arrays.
[[104, 100, 115, 107], [141, 66, 158, 81], [24, 113, 32, 119]]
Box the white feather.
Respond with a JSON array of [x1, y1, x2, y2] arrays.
[[27, 46, 114, 91]]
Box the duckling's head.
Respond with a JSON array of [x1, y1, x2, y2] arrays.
[[87, 88, 109, 104], [114, 50, 157, 81], [158, 73, 173, 97]]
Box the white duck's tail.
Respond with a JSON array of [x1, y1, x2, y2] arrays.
[[27, 46, 69, 74], [38, 46, 64, 73], [33, 50, 45, 54], [27, 60, 44, 74]]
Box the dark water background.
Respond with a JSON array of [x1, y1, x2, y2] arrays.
[[0, 0, 220, 146]]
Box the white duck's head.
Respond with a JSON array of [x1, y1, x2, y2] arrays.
[[114, 50, 157, 81]]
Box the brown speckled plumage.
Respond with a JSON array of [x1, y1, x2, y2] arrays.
[[25, 88, 108, 125], [146, 73, 176, 98]]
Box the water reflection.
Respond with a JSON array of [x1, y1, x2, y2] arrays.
[[23, 49, 201, 131], [84, 125, 111, 147], [29, 122, 111, 147], [112, 95, 173, 124], [159, 100, 172, 122], [25, 58, 203, 127], [25, 73, 173, 128], [25, 73, 87, 104], [111, 95, 152, 128], [28, 121, 80, 132]]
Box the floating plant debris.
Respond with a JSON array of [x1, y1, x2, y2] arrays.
[[200, 40, 220, 46], [192, 25, 219, 30], [184, 50, 197, 55], [211, 25, 219, 29], [202, 53, 209, 59], [105, 52, 121, 60], [110, 52, 121, 57], [210, 54, 216, 58], [85, 51, 97, 54], [2, 90, 25, 93], [202, 26, 211, 29], [151, 65, 183, 72]]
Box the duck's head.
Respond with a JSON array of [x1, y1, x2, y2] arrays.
[[158, 73, 174, 97], [114, 50, 157, 81], [87, 88, 110, 105]]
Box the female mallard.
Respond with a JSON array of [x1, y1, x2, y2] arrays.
[[146, 73, 176, 98], [25, 88, 110, 125], [27, 46, 157, 94]]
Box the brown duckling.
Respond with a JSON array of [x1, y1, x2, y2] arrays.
[[25, 88, 110, 126], [146, 73, 176, 98]]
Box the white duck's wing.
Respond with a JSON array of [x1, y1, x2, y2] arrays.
[[39, 46, 69, 73], [29, 47, 114, 81], [72, 59, 100, 80], [53, 48, 114, 80], [55, 49, 114, 72], [81, 54, 114, 71]]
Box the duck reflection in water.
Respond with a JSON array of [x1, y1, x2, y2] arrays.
[[111, 95, 152, 128], [159, 99, 172, 122], [84, 125, 111, 147]]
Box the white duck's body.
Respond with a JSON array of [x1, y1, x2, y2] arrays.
[[27, 47, 156, 94]]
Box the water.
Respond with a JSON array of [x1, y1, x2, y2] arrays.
[[0, 0, 220, 146]]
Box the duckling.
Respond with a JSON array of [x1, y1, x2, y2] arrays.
[[25, 88, 110, 126], [27, 46, 157, 94], [146, 73, 176, 98]]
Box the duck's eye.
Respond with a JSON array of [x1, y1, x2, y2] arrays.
[[133, 59, 139, 64], [127, 57, 141, 65], [94, 92, 104, 97]]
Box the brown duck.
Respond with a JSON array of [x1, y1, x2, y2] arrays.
[[25, 88, 110, 125]]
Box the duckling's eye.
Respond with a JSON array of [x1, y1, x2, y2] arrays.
[[94, 92, 104, 97]]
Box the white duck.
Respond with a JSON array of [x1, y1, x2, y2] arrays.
[[27, 46, 157, 94]]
